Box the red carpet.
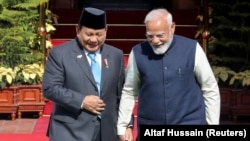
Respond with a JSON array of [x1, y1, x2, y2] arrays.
[[0, 134, 48, 141], [52, 39, 68, 48], [33, 117, 49, 134], [43, 101, 53, 115], [0, 102, 138, 141], [0, 117, 50, 141]]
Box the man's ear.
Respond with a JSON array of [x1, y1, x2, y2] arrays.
[[171, 22, 176, 34], [76, 25, 80, 34], [105, 26, 108, 32]]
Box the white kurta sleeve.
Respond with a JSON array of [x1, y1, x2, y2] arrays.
[[117, 50, 140, 135]]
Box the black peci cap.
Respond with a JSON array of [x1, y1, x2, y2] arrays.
[[78, 7, 106, 29]]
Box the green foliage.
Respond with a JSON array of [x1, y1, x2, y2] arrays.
[[14, 62, 44, 85], [208, 0, 250, 88], [0, 66, 15, 88], [0, 0, 52, 88], [0, 0, 49, 68], [230, 70, 250, 88], [212, 66, 236, 83], [208, 0, 250, 72]]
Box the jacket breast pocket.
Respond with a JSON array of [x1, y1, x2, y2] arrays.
[[176, 67, 193, 77]]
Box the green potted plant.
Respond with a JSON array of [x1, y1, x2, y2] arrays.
[[211, 65, 236, 88], [0, 0, 54, 83], [208, 1, 250, 77], [14, 62, 44, 85], [0, 0, 44, 68], [0, 0, 54, 118], [229, 70, 250, 89], [0, 66, 16, 88], [0, 66, 18, 120], [208, 0, 250, 122]]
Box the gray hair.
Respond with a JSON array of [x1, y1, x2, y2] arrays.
[[144, 8, 173, 26]]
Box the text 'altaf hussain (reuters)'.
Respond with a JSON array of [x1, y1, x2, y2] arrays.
[[139, 125, 249, 140]]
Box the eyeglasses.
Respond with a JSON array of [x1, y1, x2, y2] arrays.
[[145, 32, 165, 39]]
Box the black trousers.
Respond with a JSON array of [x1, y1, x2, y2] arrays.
[[92, 118, 101, 141]]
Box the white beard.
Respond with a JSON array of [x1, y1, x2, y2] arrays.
[[150, 35, 173, 55]]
